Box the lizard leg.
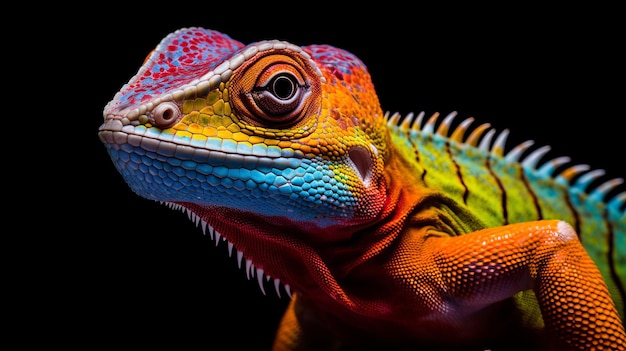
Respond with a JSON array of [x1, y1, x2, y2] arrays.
[[433, 219, 626, 350]]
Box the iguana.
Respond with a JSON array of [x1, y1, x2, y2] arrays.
[[99, 27, 626, 350]]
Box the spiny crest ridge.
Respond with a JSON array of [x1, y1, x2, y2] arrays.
[[385, 111, 625, 212]]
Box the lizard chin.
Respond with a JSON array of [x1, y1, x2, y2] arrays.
[[348, 145, 375, 187]]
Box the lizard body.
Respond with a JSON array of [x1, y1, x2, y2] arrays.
[[99, 27, 626, 350]]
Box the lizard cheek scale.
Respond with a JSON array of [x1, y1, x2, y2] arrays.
[[99, 28, 626, 350]]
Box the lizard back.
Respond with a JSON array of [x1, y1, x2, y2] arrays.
[[386, 110, 626, 318]]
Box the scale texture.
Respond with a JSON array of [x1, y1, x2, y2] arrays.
[[99, 27, 626, 350]]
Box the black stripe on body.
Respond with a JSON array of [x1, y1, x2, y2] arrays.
[[445, 141, 469, 205], [408, 136, 427, 185], [486, 157, 508, 225], [564, 194, 582, 240], [605, 208, 626, 319], [519, 170, 543, 220]]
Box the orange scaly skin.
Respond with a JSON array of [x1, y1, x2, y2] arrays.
[[99, 28, 626, 350]]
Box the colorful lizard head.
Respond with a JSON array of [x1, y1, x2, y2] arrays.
[[100, 27, 391, 295]]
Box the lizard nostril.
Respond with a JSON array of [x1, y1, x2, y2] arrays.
[[348, 145, 373, 186], [152, 102, 182, 128]]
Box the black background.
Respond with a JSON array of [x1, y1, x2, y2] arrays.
[[50, 4, 624, 350]]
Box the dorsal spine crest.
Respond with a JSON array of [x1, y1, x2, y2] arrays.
[[385, 110, 626, 213]]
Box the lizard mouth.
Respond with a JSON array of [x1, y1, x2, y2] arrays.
[[348, 145, 374, 186]]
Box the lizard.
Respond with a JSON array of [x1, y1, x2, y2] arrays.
[[98, 27, 626, 350]]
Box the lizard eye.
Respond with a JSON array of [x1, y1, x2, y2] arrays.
[[266, 73, 299, 103], [249, 71, 309, 117], [230, 52, 322, 128]]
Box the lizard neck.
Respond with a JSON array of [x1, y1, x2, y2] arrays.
[[287, 144, 494, 346], [288, 142, 440, 306]]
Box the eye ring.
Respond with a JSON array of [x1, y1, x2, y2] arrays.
[[151, 101, 182, 128], [229, 51, 322, 129]]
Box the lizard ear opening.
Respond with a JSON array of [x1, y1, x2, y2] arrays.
[[348, 145, 373, 186]]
